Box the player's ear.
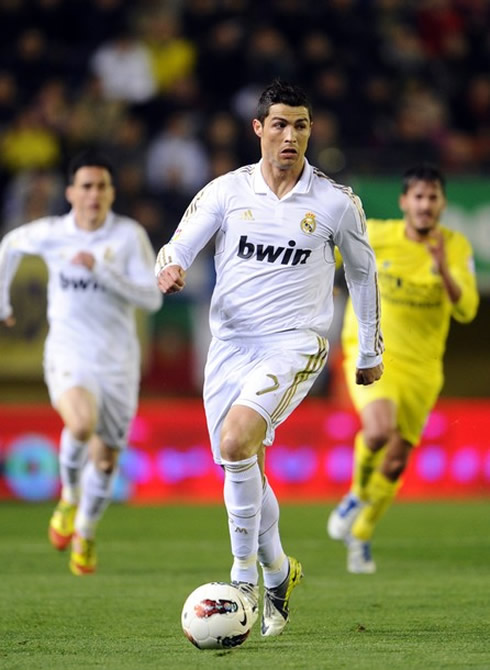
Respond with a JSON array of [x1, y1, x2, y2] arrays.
[[65, 185, 74, 205], [252, 119, 263, 138], [398, 194, 406, 213]]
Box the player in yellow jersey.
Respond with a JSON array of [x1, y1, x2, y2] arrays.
[[327, 164, 479, 573]]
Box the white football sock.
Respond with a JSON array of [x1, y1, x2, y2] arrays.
[[222, 455, 262, 585], [75, 460, 117, 539], [258, 478, 288, 588], [59, 428, 87, 505]]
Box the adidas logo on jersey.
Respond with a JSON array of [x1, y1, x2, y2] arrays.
[[241, 209, 254, 220], [237, 235, 312, 266]]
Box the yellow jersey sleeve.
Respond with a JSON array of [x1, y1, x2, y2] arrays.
[[446, 230, 479, 323]]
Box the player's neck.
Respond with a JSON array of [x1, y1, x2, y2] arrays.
[[260, 161, 304, 199], [74, 215, 106, 232], [404, 223, 435, 243]]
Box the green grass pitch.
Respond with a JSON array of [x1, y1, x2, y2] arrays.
[[1, 501, 489, 670]]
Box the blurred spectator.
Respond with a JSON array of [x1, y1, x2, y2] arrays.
[[1, 168, 64, 234], [128, 196, 169, 252], [204, 110, 242, 157], [311, 67, 359, 143], [35, 79, 71, 136], [307, 110, 345, 175], [208, 149, 240, 179], [141, 11, 197, 94], [64, 75, 126, 153], [90, 29, 157, 103], [244, 25, 297, 85], [146, 112, 210, 197], [1, 106, 61, 174], [298, 31, 335, 89], [197, 19, 245, 101], [103, 114, 147, 167], [5, 28, 56, 100], [0, 72, 18, 128]]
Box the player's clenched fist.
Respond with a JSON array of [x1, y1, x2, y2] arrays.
[[157, 265, 186, 294], [355, 362, 384, 386]]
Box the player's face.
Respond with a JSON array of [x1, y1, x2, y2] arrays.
[[253, 104, 312, 172], [399, 180, 446, 238], [66, 166, 115, 230]]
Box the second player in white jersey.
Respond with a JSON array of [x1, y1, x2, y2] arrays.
[[0, 150, 162, 576]]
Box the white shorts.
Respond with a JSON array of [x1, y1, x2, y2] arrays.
[[203, 331, 329, 464], [44, 354, 139, 450]]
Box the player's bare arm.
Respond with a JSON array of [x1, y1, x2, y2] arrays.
[[157, 264, 186, 294], [355, 362, 384, 386], [425, 230, 462, 303]]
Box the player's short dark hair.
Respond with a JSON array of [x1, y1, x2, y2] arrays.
[[401, 164, 446, 194], [256, 79, 313, 123], [67, 149, 115, 184]]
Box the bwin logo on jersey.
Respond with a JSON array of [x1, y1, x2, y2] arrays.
[[60, 272, 105, 291], [237, 235, 312, 265]]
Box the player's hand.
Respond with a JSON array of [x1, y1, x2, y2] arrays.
[[1, 314, 16, 327], [425, 229, 446, 273], [157, 265, 186, 294], [71, 251, 95, 270], [355, 362, 383, 386]]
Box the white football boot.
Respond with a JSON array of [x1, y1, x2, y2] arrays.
[[346, 536, 376, 574], [327, 492, 364, 541]]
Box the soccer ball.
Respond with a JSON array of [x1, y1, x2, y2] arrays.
[[181, 582, 253, 650]]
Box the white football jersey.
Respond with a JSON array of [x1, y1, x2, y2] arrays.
[[0, 211, 162, 372], [156, 159, 383, 368]]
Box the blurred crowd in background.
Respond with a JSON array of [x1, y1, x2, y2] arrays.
[[1, 0, 489, 240], [0, 0, 489, 396]]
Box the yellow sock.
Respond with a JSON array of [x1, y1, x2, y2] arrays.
[[351, 432, 386, 501], [352, 470, 400, 541]]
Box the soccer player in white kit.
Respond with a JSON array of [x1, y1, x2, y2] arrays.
[[0, 150, 162, 575], [155, 80, 384, 636]]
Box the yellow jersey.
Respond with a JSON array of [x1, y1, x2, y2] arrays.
[[342, 219, 479, 370]]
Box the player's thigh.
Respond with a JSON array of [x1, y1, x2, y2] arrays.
[[220, 404, 268, 461], [205, 333, 328, 463], [360, 398, 398, 447], [57, 386, 98, 438], [237, 335, 328, 434], [97, 371, 139, 451], [45, 357, 100, 436], [397, 368, 443, 445]]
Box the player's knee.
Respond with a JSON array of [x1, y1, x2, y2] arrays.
[[220, 434, 254, 462], [364, 430, 391, 452], [92, 445, 118, 475], [68, 422, 93, 444]]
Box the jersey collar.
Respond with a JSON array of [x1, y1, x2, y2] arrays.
[[66, 210, 115, 236]]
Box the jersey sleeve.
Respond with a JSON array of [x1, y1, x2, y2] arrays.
[[334, 199, 384, 368], [92, 224, 163, 312], [154, 178, 223, 275], [448, 232, 479, 323], [0, 219, 51, 320]]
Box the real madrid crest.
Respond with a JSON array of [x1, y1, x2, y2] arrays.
[[300, 212, 317, 234]]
